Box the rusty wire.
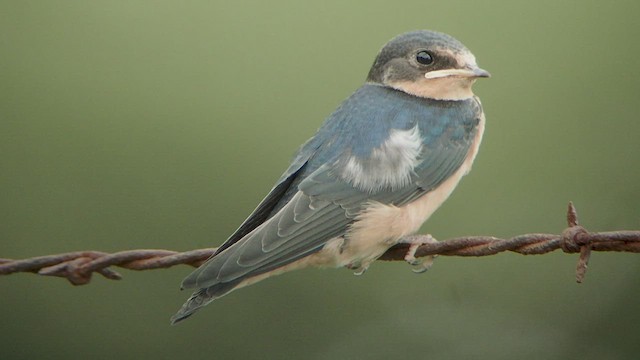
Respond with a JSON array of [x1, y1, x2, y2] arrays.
[[1, 203, 638, 285]]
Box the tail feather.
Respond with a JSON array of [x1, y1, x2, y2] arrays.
[[170, 289, 207, 324], [170, 282, 240, 325]]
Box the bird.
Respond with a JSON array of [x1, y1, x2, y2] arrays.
[[171, 29, 490, 324]]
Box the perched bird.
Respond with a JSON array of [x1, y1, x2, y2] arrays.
[[171, 30, 489, 324]]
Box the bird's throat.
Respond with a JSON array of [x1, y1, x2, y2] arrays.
[[389, 77, 476, 101]]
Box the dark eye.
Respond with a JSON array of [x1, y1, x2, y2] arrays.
[[416, 51, 434, 65]]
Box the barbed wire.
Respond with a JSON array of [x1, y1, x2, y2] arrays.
[[1, 203, 638, 285]]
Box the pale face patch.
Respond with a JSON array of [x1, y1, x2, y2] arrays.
[[437, 48, 480, 72], [340, 125, 422, 192]]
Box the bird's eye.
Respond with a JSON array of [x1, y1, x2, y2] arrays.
[[416, 51, 434, 65]]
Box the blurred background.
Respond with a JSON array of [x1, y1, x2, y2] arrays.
[[2, 1, 639, 359]]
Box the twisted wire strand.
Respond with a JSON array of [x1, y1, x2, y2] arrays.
[[1, 203, 638, 285]]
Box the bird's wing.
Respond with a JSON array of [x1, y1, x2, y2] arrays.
[[181, 165, 366, 290]]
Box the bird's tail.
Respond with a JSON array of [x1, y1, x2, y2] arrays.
[[170, 289, 211, 324], [170, 282, 239, 325]]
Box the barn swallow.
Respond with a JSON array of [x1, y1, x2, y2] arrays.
[[171, 30, 489, 324]]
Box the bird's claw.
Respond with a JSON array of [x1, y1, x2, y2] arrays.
[[353, 266, 368, 276], [346, 261, 368, 276], [402, 234, 437, 274]]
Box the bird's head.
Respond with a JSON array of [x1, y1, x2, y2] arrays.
[[367, 30, 490, 101]]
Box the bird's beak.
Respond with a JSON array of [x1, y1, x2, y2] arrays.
[[470, 67, 491, 78], [424, 66, 491, 80]]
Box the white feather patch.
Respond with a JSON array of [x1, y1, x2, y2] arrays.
[[340, 125, 422, 192]]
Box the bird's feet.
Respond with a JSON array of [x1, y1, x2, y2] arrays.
[[400, 234, 438, 273], [346, 261, 369, 276]]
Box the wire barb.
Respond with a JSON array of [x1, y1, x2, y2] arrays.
[[1, 203, 639, 285], [562, 202, 592, 282]]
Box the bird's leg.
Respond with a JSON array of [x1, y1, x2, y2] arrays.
[[399, 234, 438, 273]]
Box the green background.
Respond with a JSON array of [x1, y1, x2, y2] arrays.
[[2, 1, 639, 359]]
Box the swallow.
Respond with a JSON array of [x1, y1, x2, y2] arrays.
[[171, 30, 490, 324]]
